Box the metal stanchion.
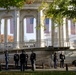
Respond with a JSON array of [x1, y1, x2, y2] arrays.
[[0, 63, 2, 71], [66, 64, 68, 71]]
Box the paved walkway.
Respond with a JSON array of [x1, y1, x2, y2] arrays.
[[2, 67, 76, 71], [35, 67, 76, 71]]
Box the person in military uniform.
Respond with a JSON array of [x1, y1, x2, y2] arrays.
[[20, 50, 26, 71], [30, 51, 36, 71], [25, 52, 28, 69], [14, 51, 19, 68]]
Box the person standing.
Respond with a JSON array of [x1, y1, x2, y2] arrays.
[[20, 50, 26, 71], [14, 52, 19, 69], [59, 52, 65, 68], [5, 50, 9, 70], [53, 53, 58, 69], [25, 52, 28, 69], [30, 51, 36, 71]]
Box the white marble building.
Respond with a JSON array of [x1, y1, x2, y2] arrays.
[[0, 0, 76, 50]]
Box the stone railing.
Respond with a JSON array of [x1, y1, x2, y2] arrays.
[[0, 40, 76, 50]]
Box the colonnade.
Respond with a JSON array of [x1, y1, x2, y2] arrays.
[[0, 8, 75, 49]]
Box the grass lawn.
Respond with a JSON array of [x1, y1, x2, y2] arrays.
[[0, 71, 76, 75]]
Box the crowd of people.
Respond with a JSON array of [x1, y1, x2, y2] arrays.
[[13, 50, 36, 71], [5, 50, 36, 71], [4, 50, 65, 71]]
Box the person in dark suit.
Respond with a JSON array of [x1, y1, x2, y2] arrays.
[[59, 52, 65, 68], [25, 52, 28, 69], [53, 53, 58, 68], [5, 50, 9, 70], [30, 51, 36, 71], [20, 50, 26, 71], [14, 52, 19, 69]]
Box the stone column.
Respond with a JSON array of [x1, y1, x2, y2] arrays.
[[63, 18, 66, 47], [0, 19, 1, 48], [54, 24, 60, 47], [68, 19, 71, 36], [66, 18, 69, 47], [49, 19, 52, 46], [19, 16, 24, 48], [69, 19, 75, 49], [63, 18, 69, 47], [51, 19, 55, 46], [13, 10, 19, 49], [75, 22, 76, 34], [60, 23, 64, 47], [16, 10, 20, 48], [36, 10, 45, 47], [58, 24, 61, 47], [4, 18, 7, 49], [21, 20, 24, 47], [57, 26, 60, 47]]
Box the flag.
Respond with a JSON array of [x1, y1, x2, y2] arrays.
[[71, 20, 75, 35], [10, 18, 14, 34], [44, 18, 49, 33], [26, 17, 34, 33]]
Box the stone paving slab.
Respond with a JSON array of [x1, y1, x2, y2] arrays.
[[1, 67, 76, 71], [36, 67, 76, 71]]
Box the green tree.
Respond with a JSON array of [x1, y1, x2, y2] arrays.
[[0, 0, 38, 10], [40, 0, 76, 25], [0, 0, 26, 9]]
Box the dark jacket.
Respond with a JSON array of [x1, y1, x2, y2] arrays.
[[14, 54, 19, 62], [59, 54, 65, 62], [53, 55, 57, 62], [25, 54, 28, 61], [20, 53, 26, 63], [30, 53, 36, 61]]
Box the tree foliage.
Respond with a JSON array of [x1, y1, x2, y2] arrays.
[[0, 0, 76, 23], [42, 0, 76, 25], [0, 0, 36, 9], [0, 0, 26, 9]]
